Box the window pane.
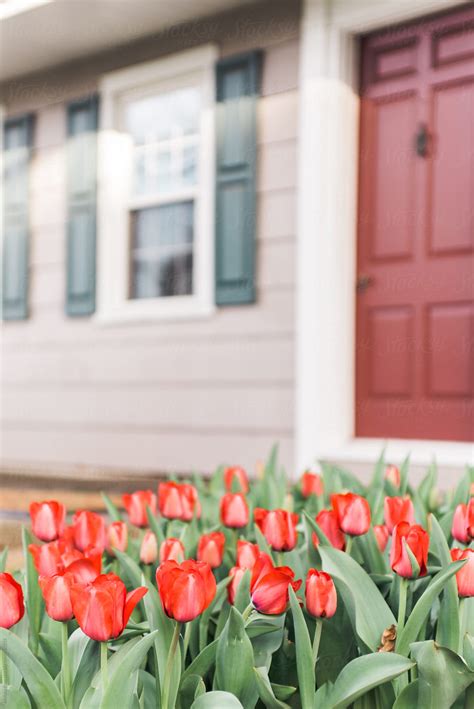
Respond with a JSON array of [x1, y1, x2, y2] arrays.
[[131, 201, 193, 299], [125, 87, 200, 198]]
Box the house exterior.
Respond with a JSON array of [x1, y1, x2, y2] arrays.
[[1, 0, 472, 486]]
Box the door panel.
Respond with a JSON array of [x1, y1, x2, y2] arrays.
[[356, 6, 474, 442]]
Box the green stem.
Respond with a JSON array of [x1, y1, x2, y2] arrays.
[[231, 529, 238, 559], [242, 603, 253, 622], [277, 551, 285, 567], [396, 577, 408, 645], [61, 622, 71, 703], [100, 642, 108, 693], [459, 597, 467, 655], [183, 622, 192, 660], [161, 622, 181, 709], [0, 649, 8, 687], [345, 536, 353, 556], [312, 619, 323, 666]]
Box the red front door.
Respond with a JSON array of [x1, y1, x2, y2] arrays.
[[356, 7, 474, 442]]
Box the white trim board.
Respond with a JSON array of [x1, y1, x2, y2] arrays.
[[96, 44, 217, 325], [295, 0, 473, 475]]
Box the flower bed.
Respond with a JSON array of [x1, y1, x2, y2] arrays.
[[0, 449, 473, 708]]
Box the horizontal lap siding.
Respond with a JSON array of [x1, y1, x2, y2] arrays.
[[0, 8, 299, 478]]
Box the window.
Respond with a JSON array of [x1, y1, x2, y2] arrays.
[[97, 46, 217, 322]]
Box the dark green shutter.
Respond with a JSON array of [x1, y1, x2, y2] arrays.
[[2, 114, 33, 320], [215, 51, 260, 305], [66, 96, 98, 316]]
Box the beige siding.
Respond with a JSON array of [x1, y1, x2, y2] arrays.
[[0, 0, 300, 479]]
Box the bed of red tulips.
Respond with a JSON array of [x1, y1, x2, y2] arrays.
[[0, 448, 473, 708]]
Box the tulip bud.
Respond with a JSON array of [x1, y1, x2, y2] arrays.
[[385, 465, 400, 488], [236, 540, 260, 570], [158, 482, 201, 521], [305, 569, 337, 618], [156, 560, 216, 622], [451, 500, 473, 544], [107, 520, 128, 555], [251, 565, 301, 615], [140, 531, 158, 565], [72, 510, 106, 554], [29, 500, 66, 542], [197, 532, 225, 569], [160, 537, 185, 563], [69, 573, 147, 641], [312, 509, 346, 551], [254, 508, 298, 551], [373, 524, 390, 552], [122, 490, 157, 528], [224, 466, 249, 493], [390, 522, 429, 579], [29, 541, 63, 577], [227, 566, 246, 605], [39, 571, 74, 622], [220, 493, 249, 529], [301, 471, 324, 498], [0, 572, 25, 629], [384, 496, 415, 534], [331, 493, 371, 536], [451, 548, 473, 597]]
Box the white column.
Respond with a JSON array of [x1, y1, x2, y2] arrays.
[[295, 0, 360, 470]]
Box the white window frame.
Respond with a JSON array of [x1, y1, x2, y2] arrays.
[[96, 44, 217, 324], [296, 0, 474, 475]]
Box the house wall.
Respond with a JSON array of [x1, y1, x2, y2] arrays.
[[0, 1, 301, 480]]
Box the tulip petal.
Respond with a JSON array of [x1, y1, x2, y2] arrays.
[[124, 586, 148, 627]]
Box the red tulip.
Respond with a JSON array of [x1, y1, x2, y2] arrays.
[[60, 546, 102, 576], [220, 493, 249, 529], [390, 522, 429, 579], [140, 531, 158, 565], [122, 490, 157, 528], [228, 566, 246, 605], [251, 564, 301, 615], [69, 573, 147, 641], [254, 508, 298, 551], [29, 500, 66, 542], [305, 569, 337, 618], [158, 482, 201, 521], [160, 538, 185, 564], [224, 466, 249, 493], [385, 465, 400, 488], [197, 532, 225, 569], [39, 559, 99, 622], [72, 510, 106, 554], [312, 509, 346, 551], [29, 540, 63, 576], [0, 572, 25, 629], [384, 496, 415, 534], [236, 540, 260, 570], [373, 524, 390, 552], [331, 493, 371, 536], [106, 521, 128, 555], [301, 472, 324, 498], [451, 548, 474, 597], [451, 500, 474, 544], [250, 552, 275, 589], [156, 560, 216, 622]]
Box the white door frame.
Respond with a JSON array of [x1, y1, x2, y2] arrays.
[[296, 0, 473, 472]]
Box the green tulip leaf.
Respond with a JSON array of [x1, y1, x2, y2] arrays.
[[146, 506, 165, 547], [354, 527, 389, 575], [303, 511, 332, 546], [181, 638, 218, 684], [429, 514, 460, 652], [199, 576, 230, 652], [326, 652, 414, 709], [319, 546, 395, 652], [0, 546, 8, 572], [69, 631, 99, 709], [392, 679, 419, 708], [410, 640, 474, 708], [233, 568, 251, 613], [215, 606, 257, 707], [396, 560, 466, 656], [288, 586, 315, 709], [101, 493, 121, 522], [191, 691, 244, 708], [101, 630, 159, 709], [0, 685, 30, 709], [0, 628, 65, 709], [253, 666, 290, 708], [22, 527, 44, 653]]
